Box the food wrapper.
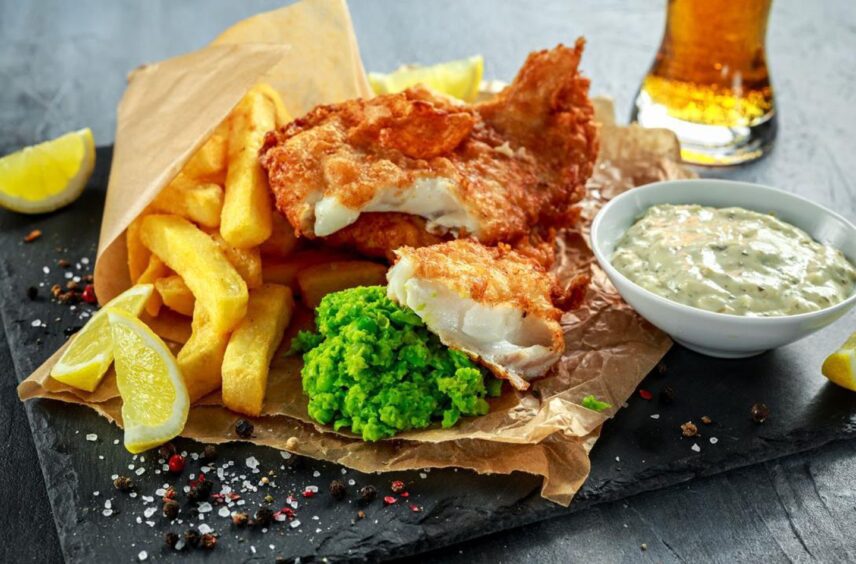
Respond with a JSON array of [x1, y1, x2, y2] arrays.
[[18, 0, 695, 505]]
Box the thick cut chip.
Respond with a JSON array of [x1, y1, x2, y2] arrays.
[[182, 120, 230, 184], [155, 275, 195, 316], [259, 212, 299, 259], [140, 310, 192, 345], [261, 249, 351, 290], [148, 173, 224, 229], [137, 254, 169, 317], [209, 231, 263, 289], [220, 86, 277, 248], [222, 284, 294, 416], [126, 217, 151, 283], [140, 214, 247, 334], [297, 260, 388, 308], [177, 308, 230, 402]]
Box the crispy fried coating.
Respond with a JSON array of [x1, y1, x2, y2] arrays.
[[260, 40, 598, 250], [322, 213, 448, 262]]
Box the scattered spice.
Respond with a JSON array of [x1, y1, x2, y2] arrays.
[[359, 485, 377, 503], [23, 229, 42, 243], [681, 421, 698, 438], [659, 385, 675, 405], [383, 496, 397, 506], [264, 494, 274, 504], [58, 259, 71, 268], [202, 444, 218, 462], [164, 532, 179, 549], [751, 402, 769, 424], [83, 274, 94, 283], [66, 280, 79, 291], [50, 284, 62, 298], [410, 504, 422, 512], [184, 529, 200, 548], [638, 389, 653, 401], [254, 507, 274, 527], [200, 533, 217, 550], [81, 284, 96, 304], [235, 419, 254, 438], [302, 488, 315, 498], [163, 499, 180, 520], [329, 480, 347, 500], [701, 415, 712, 425], [231, 512, 249, 527], [641, 543, 648, 551], [167, 454, 185, 474], [158, 443, 177, 459], [356, 510, 366, 520], [187, 477, 213, 502], [390, 480, 406, 494], [113, 475, 134, 492], [26, 286, 38, 300], [162, 486, 177, 501]]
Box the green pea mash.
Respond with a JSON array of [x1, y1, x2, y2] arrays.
[[291, 286, 500, 441]]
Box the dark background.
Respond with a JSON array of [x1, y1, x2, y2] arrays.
[[2, 1, 856, 562]]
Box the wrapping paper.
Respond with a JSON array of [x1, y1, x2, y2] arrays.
[[19, 1, 695, 505]]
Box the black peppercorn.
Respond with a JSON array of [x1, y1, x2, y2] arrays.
[[163, 499, 180, 520], [158, 442, 177, 460], [27, 286, 38, 300], [329, 480, 347, 500], [254, 507, 274, 527], [113, 475, 134, 492], [751, 402, 770, 423], [235, 418, 254, 438], [202, 444, 217, 462], [200, 533, 217, 550], [359, 485, 377, 503], [231, 511, 249, 527], [184, 529, 200, 548], [659, 385, 675, 405], [187, 479, 213, 502], [164, 531, 179, 549]]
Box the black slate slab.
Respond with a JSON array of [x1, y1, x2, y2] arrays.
[[2, 147, 855, 562]]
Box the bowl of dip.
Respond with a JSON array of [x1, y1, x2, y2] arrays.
[[591, 179, 856, 358]]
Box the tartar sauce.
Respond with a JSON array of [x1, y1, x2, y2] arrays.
[[611, 204, 856, 316]]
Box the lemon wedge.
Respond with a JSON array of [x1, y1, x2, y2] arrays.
[[108, 309, 189, 453], [822, 331, 856, 391], [369, 56, 484, 102], [0, 128, 95, 214], [50, 284, 153, 392]]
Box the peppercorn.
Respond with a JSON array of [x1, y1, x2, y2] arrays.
[[83, 274, 94, 283], [359, 485, 377, 503], [390, 480, 406, 494], [164, 532, 179, 549], [681, 421, 698, 438], [235, 418, 254, 438], [200, 533, 217, 550], [383, 495, 397, 506], [638, 389, 653, 400], [187, 479, 213, 502], [275, 557, 289, 564], [66, 280, 79, 291], [23, 229, 42, 243], [167, 454, 185, 474], [50, 284, 62, 298], [329, 480, 347, 500], [26, 286, 38, 300], [254, 507, 274, 527], [231, 511, 249, 527], [659, 385, 675, 405], [202, 444, 217, 462], [263, 494, 274, 504], [81, 284, 96, 304], [701, 415, 712, 425], [163, 499, 180, 520], [113, 475, 134, 492], [58, 259, 71, 268], [356, 510, 366, 520], [163, 486, 177, 501], [158, 442, 177, 460], [184, 529, 200, 548], [751, 402, 770, 423], [57, 291, 76, 304]]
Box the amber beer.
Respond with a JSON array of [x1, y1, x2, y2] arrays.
[[632, 0, 777, 165]]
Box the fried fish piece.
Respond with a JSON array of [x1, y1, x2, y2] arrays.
[[386, 239, 567, 390], [260, 41, 598, 253]]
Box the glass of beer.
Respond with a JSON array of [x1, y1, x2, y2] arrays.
[[631, 0, 777, 166]]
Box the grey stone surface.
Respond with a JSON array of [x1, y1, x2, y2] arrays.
[[1, 0, 856, 562]]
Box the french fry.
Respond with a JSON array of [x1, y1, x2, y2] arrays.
[[259, 212, 299, 259], [154, 275, 195, 316], [137, 254, 169, 317], [181, 119, 230, 184], [177, 308, 229, 402], [253, 83, 291, 128], [220, 86, 277, 248], [262, 249, 352, 290], [297, 261, 388, 308], [140, 214, 248, 334], [140, 310, 192, 345], [148, 173, 224, 228], [126, 217, 150, 282], [209, 231, 263, 289], [221, 284, 294, 416]]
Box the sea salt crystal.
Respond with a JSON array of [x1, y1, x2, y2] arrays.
[[312, 471, 321, 478], [218, 507, 230, 518], [691, 443, 701, 452], [128, 464, 135, 470], [81, 257, 90, 265], [72, 275, 81, 283], [102, 509, 113, 517], [136, 516, 142, 524], [246, 456, 259, 470], [113, 439, 120, 445], [155, 488, 166, 497], [316, 528, 322, 533], [144, 507, 157, 519], [312, 515, 319, 520], [348, 479, 356, 486], [305, 485, 319, 493], [98, 455, 104, 460], [146, 521, 155, 528], [275, 514, 286, 522], [198, 502, 213, 513], [615, 456, 621, 462], [201, 466, 211, 473], [64, 271, 73, 279], [31, 319, 42, 327], [137, 550, 148, 561], [290, 519, 301, 528], [104, 500, 112, 509], [650, 414, 660, 420], [419, 473, 427, 479], [42, 266, 50, 274], [710, 437, 719, 445], [198, 524, 212, 534], [280, 451, 292, 460], [340, 468, 347, 475], [135, 467, 145, 476], [129, 492, 138, 498], [250, 546, 257, 554], [141, 495, 154, 504], [93, 491, 100, 497]]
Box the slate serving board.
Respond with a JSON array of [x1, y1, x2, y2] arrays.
[[2, 147, 855, 562]]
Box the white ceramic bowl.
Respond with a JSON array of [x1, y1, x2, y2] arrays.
[[591, 179, 856, 358]]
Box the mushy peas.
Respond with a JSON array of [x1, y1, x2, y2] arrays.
[[611, 204, 856, 317]]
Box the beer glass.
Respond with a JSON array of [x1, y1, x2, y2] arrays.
[[631, 0, 777, 166]]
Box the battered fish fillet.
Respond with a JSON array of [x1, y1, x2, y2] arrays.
[[386, 239, 567, 390], [259, 40, 598, 255]]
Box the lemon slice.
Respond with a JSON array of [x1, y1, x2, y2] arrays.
[[50, 284, 153, 392], [822, 331, 856, 391], [108, 309, 189, 453], [369, 56, 484, 102], [0, 128, 95, 214]]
